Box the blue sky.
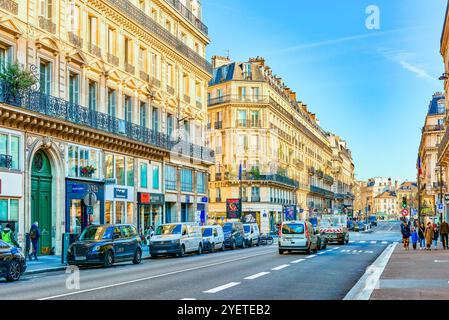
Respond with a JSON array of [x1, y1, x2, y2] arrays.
[[202, 0, 447, 182]]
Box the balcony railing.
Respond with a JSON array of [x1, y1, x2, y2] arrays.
[[215, 173, 222, 181], [164, 0, 208, 36], [423, 125, 444, 133], [222, 172, 299, 188], [0, 154, 12, 169], [39, 16, 56, 34], [68, 32, 83, 48], [184, 94, 191, 104], [214, 121, 222, 130], [107, 53, 119, 66], [208, 95, 269, 107], [0, 81, 215, 164], [105, 0, 212, 74], [151, 77, 161, 88], [88, 43, 102, 58], [251, 195, 261, 202], [0, 0, 18, 15], [167, 85, 175, 95], [139, 71, 150, 82], [310, 186, 334, 199], [125, 62, 135, 75]]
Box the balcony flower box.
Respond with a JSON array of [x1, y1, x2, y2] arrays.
[[80, 165, 96, 178]]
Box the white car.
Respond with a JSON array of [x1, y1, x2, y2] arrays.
[[278, 221, 319, 254], [243, 223, 261, 247], [201, 225, 225, 252], [150, 223, 203, 258]]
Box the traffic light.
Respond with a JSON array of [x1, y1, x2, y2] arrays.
[[402, 197, 407, 209]]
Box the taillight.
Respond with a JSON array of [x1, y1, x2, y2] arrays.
[[305, 223, 310, 238]]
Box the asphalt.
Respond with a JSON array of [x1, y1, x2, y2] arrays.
[[0, 221, 402, 300]]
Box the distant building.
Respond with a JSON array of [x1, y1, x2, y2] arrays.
[[396, 182, 418, 218], [374, 191, 398, 219]]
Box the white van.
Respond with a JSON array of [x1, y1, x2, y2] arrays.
[[149, 223, 203, 258], [243, 223, 260, 247], [201, 225, 225, 252], [278, 220, 319, 254]]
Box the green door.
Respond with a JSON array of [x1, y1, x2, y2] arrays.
[[31, 150, 52, 255]]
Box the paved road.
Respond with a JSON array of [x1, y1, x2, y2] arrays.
[[0, 222, 401, 300]]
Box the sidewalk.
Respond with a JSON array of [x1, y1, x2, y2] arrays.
[[370, 243, 449, 300], [24, 245, 151, 275]]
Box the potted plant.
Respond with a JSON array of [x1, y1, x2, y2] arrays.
[[0, 63, 37, 101], [249, 166, 261, 179], [80, 165, 96, 178]]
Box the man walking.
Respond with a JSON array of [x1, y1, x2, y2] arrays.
[[29, 222, 40, 261], [440, 220, 449, 249], [418, 223, 426, 250], [401, 220, 411, 250]]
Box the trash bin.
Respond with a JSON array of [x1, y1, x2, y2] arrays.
[[62, 233, 79, 264]]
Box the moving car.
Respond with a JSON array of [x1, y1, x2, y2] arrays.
[[0, 240, 26, 282], [202, 225, 225, 252], [67, 224, 142, 268], [223, 222, 246, 249], [319, 214, 349, 245], [278, 221, 319, 254], [369, 215, 378, 227], [243, 223, 260, 247], [150, 223, 203, 258]]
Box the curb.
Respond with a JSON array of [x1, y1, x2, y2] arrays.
[[25, 266, 67, 276], [343, 242, 397, 300]]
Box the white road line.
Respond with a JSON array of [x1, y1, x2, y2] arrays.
[[359, 241, 366, 243], [291, 258, 305, 264], [318, 252, 326, 255], [352, 250, 358, 253], [344, 243, 397, 300], [333, 247, 340, 250], [349, 241, 355, 243], [181, 298, 197, 300], [382, 241, 388, 244], [244, 272, 270, 280], [306, 255, 317, 259], [358, 250, 363, 253], [371, 241, 377, 244], [204, 282, 241, 294], [37, 249, 276, 300], [272, 264, 290, 271]]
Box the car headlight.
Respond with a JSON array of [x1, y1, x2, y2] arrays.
[[92, 246, 101, 252], [67, 246, 72, 254]]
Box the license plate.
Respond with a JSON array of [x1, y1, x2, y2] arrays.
[[75, 256, 86, 261], [158, 250, 167, 253]]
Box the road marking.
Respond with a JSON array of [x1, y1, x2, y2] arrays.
[[272, 264, 290, 271], [344, 243, 397, 300], [358, 250, 363, 253], [291, 258, 305, 264], [359, 241, 366, 243], [204, 282, 241, 294], [434, 260, 449, 263], [370, 241, 377, 244], [181, 298, 197, 300], [352, 250, 358, 253], [349, 241, 355, 243], [244, 272, 270, 280], [341, 250, 350, 252], [333, 247, 340, 250], [306, 255, 317, 259], [382, 241, 388, 244], [37, 249, 277, 300], [318, 252, 326, 255]]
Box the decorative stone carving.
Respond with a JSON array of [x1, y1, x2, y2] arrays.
[[42, 137, 52, 150]]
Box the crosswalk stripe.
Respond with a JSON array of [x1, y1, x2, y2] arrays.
[[382, 241, 388, 244], [359, 241, 366, 243]]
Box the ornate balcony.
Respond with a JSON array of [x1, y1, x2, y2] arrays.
[[164, 0, 208, 36], [68, 32, 83, 48], [214, 121, 222, 130], [105, 0, 212, 74], [107, 53, 119, 66], [310, 186, 334, 199], [208, 94, 269, 107], [167, 85, 175, 95], [139, 71, 150, 82], [39, 16, 56, 34], [0, 154, 12, 169], [196, 100, 202, 109], [184, 94, 191, 104], [125, 62, 135, 75], [88, 43, 102, 58], [0, 0, 18, 15], [151, 77, 161, 88]]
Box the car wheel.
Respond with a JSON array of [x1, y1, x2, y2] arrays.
[[6, 259, 21, 282], [178, 245, 186, 257], [198, 244, 203, 255], [279, 249, 285, 255], [211, 243, 215, 253], [133, 248, 142, 264], [103, 251, 114, 268]]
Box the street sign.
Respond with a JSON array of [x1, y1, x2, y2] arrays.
[[445, 194, 449, 202], [412, 208, 417, 216], [401, 209, 409, 217], [438, 203, 444, 214]]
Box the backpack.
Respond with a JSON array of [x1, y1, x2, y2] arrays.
[[30, 228, 36, 240]]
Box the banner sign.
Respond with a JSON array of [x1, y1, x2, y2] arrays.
[[226, 199, 242, 219]]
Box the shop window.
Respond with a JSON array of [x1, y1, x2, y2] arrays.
[[127, 158, 134, 187], [165, 165, 177, 191], [140, 163, 148, 188], [105, 154, 134, 186], [0, 132, 21, 170], [0, 199, 19, 221], [105, 201, 112, 224], [67, 145, 101, 179], [116, 156, 125, 185], [181, 169, 193, 193], [197, 172, 205, 194], [116, 201, 125, 224], [127, 203, 133, 224], [152, 165, 160, 189]]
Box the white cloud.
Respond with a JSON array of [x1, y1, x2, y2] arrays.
[[399, 60, 435, 80]]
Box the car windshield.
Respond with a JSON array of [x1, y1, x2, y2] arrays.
[[156, 224, 182, 235], [223, 223, 233, 233], [320, 215, 347, 227], [79, 226, 112, 241], [202, 228, 212, 237], [243, 225, 251, 233], [282, 224, 304, 234]]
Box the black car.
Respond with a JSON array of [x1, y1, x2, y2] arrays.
[[67, 224, 142, 268], [0, 240, 26, 282], [223, 222, 246, 249]]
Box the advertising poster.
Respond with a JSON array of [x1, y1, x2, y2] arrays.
[[226, 199, 242, 219]]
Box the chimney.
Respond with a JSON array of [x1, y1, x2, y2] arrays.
[[395, 180, 398, 190], [211, 55, 231, 69], [249, 56, 265, 68], [289, 91, 297, 102]]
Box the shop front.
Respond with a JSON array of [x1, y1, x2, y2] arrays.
[[65, 179, 105, 234], [105, 185, 135, 225], [181, 194, 194, 222], [0, 172, 23, 242], [196, 196, 208, 226], [138, 192, 164, 233]]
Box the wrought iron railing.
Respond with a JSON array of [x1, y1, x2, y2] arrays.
[[125, 62, 135, 74], [423, 125, 444, 133], [208, 95, 269, 106], [0, 154, 12, 169], [139, 71, 150, 82], [214, 121, 222, 129], [184, 94, 191, 103], [251, 196, 261, 202], [0, 0, 18, 15], [105, 0, 212, 74], [88, 43, 102, 58], [151, 77, 161, 88], [38, 16, 56, 34], [310, 186, 334, 199], [107, 53, 119, 66], [167, 85, 175, 95], [164, 0, 208, 36], [0, 82, 215, 163], [68, 32, 83, 48]]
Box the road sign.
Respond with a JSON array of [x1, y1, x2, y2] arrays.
[[445, 194, 449, 202], [412, 208, 417, 216], [438, 203, 444, 214], [401, 209, 409, 217]]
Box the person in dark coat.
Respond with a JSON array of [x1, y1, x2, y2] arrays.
[[29, 222, 41, 261], [440, 220, 449, 250], [418, 223, 425, 250], [433, 224, 440, 250], [400, 220, 411, 250]]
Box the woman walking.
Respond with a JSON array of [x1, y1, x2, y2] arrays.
[[418, 223, 426, 250], [433, 224, 440, 250], [425, 222, 434, 251], [401, 220, 411, 250]]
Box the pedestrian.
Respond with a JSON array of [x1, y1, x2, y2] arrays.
[[425, 222, 434, 250], [440, 220, 449, 249], [418, 223, 426, 250], [29, 222, 41, 261], [411, 227, 418, 250], [0, 223, 19, 247], [433, 224, 440, 250], [400, 220, 411, 250]]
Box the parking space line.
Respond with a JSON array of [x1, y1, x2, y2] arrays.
[[204, 282, 241, 294], [272, 264, 290, 271], [306, 255, 317, 259], [291, 258, 305, 264], [244, 272, 270, 280]]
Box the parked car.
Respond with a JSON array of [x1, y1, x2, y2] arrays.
[[369, 216, 378, 227], [0, 240, 26, 282], [223, 222, 246, 249], [202, 225, 225, 253], [243, 223, 261, 247], [67, 224, 142, 268], [150, 223, 203, 258], [278, 221, 319, 254]]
